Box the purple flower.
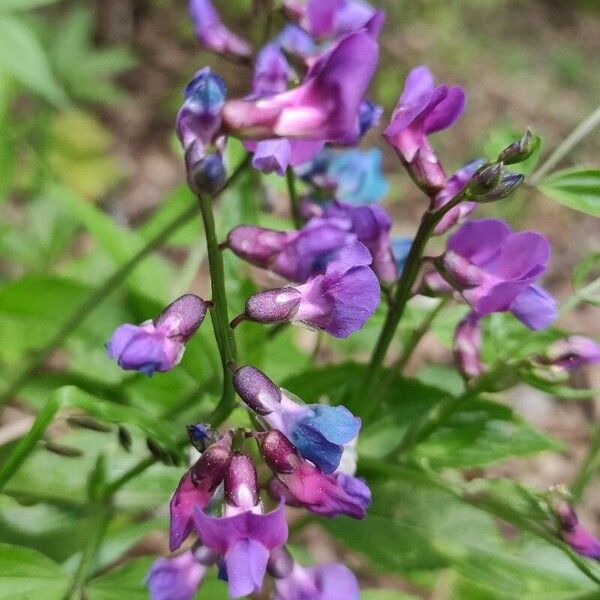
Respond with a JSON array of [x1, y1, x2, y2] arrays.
[[194, 455, 288, 599], [245, 139, 326, 175], [275, 24, 317, 58], [253, 43, 290, 97], [436, 219, 556, 330], [302, 0, 378, 40], [226, 219, 355, 283], [233, 365, 361, 473], [453, 312, 483, 379], [541, 336, 600, 371], [322, 201, 397, 284], [433, 159, 486, 235], [222, 26, 378, 142], [169, 433, 233, 551], [176, 68, 228, 193], [147, 552, 206, 600], [106, 294, 208, 375], [189, 0, 251, 57], [384, 65, 466, 194], [556, 502, 600, 561], [241, 240, 381, 338], [274, 562, 360, 600], [258, 430, 371, 518]]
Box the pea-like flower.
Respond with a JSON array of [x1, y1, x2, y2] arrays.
[[222, 24, 379, 143], [193, 454, 289, 598], [435, 219, 556, 330], [189, 0, 251, 57], [226, 218, 355, 283], [384, 65, 466, 194], [233, 365, 361, 473], [147, 552, 207, 600], [258, 430, 371, 518], [238, 240, 380, 338], [106, 294, 208, 375], [169, 433, 232, 551], [540, 336, 600, 371], [555, 501, 600, 561], [453, 312, 483, 379]]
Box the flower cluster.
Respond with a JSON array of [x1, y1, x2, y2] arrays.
[[99, 0, 589, 596]]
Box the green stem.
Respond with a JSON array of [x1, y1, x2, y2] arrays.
[[529, 104, 600, 185], [394, 298, 449, 373], [67, 503, 112, 600], [350, 194, 464, 415], [0, 154, 250, 409], [197, 192, 238, 427], [286, 166, 302, 229], [571, 424, 600, 501], [558, 276, 600, 316]]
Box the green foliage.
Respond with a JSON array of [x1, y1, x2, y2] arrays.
[[538, 168, 600, 217]]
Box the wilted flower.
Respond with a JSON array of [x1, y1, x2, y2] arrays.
[[189, 0, 251, 57], [435, 219, 556, 330], [384, 65, 466, 194], [233, 365, 361, 473], [239, 241, 380, 338], [106, 294, 208, 375]]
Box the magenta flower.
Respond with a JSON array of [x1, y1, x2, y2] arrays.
[[226, 219, 355, 283], [296, 0, 378, 40], [274, 561, 359, 600], [169, 433, 233, 551], [322, 201, 397, 284], [556, 502, 600, 561], [433, 159, 486, 234], [147, 552, 206, 600], [244, 138, 326, 175], [384, 65, 466, 193], [106, 294, 208, 375], [436, 219, 556, 330], [259, 430, 371, 518], [542, 336, 600, 371], [222, 26, 379, 142], [453, 312, 483, 379], [240, 240, 380, 338], [189, 0, 251, 57], [233, 365, 361, 473], [194, 454, 289, 598]]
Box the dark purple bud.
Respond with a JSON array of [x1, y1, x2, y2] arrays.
[[245, 288, 302, 323], [187, 151, 226, 195], [187, 423, 220, 452], [155, 294, 208, 341], [498, 129, 539, 165], [541, 336, 600, 371], [257, 430, 301, 474], [555, 501, 600, 561], [434, 251, 484, 290], [224, 453, 259, 510], [233, 365, 282, 415], [407, 148, 447, 195], [226, 225, 290, 269], [467, 162, 503, 195], [189, 433, 233, 490], [267, 546, 294, 579], [475, 172, 524, 202], [453, 313, 483, 379]]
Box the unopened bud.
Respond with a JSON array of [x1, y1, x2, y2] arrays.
[[467, 162, 503, 195], [187, 151, 226, 196], [233, 365, 281, 415], [226, 225, 289, 268], [541, 336, 600, 371], [190, 433, 233, 491], [245, 288, 302, 323], [187, 423, 220, 452], [406, 148, 447, 195], [257, 429, 300, 474], [498, 129, 540, 165], [224, 453, 259, 510], [435, 251, 484, 289], [155, 293, 208, 341], [453, 313, 483, 379], [475, 172, 524, 202]]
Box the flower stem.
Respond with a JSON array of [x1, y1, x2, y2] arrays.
[[197, 192, 238, 427], [350, 194, 464, 415], [529, 104, 600, 185], [571, 424, 600, 501], [286, 166, 302, 229], [0, 154, 251, 409]]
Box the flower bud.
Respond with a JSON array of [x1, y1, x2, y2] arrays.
[[244, 288, 302, 323], [224, 453, 259, 511], [186, 423, 220, 452], [497, 129, 539, 165], [226, 225, 289, 269], [467, 162, 503, 195], [434, 251, 484, 289], [257, 430, 300, 474], [554, 500, 600, 560], [540, 336, 600, 371], [453, 313, 483, 379], [475, 172, 524, 203], [233, 365, 282, 415], [155, 294, 208, 342], [406, 148, 447, 195], [187, 151, 226, 195]]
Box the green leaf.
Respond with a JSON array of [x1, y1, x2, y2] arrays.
[[0, 15, 66, 106], [0, 543, 69, 600], [572, 252, 600, 291], [0, 0, 62, 11], [538, 168, 600, 217]]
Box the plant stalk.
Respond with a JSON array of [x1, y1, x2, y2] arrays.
[[286, 166, 302, 229]]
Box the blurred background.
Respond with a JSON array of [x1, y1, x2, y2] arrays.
[[0, 0, 599, 597]]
